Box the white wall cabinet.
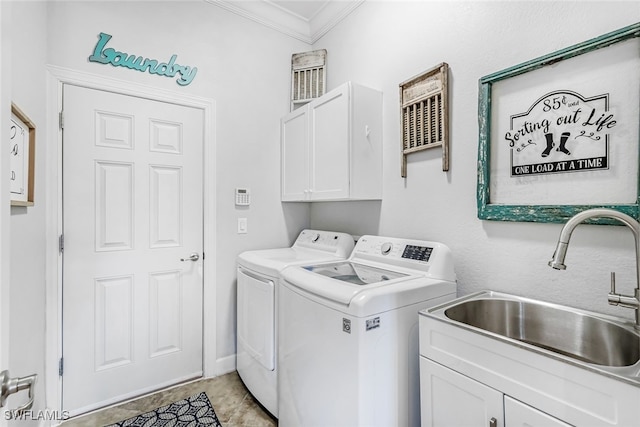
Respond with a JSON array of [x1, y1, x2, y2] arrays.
[[420, 358, 571, 427], [281, 81, 382, 202]]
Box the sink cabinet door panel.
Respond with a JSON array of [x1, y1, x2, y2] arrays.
[[420, 357, 504, 427], [504, 396, 571, 427]]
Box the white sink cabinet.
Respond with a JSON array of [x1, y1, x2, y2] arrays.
[[280, 81, 382, 202], [421, 358, 570, 427], [419, 302, 640, 426]]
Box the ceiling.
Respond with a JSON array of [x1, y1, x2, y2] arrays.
[[207, 0, 365, 44]]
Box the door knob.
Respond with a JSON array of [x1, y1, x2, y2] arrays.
[[180, 253, 200, 262], [0, 370, 37, 415]]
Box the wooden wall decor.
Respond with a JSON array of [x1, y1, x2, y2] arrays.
[[399, 62, 449, 177], [9, 103, 36, 206], [291, 49, 327, 110]]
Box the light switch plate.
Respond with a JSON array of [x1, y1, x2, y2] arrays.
[[238, 218, 248, 234]]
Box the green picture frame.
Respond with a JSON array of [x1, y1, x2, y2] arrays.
[[477, 23, 640, 224]]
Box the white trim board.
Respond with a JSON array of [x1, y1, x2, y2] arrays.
[[44, 65, 218, 422]]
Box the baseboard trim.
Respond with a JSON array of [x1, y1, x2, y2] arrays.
[[214, 354, 237, 376]]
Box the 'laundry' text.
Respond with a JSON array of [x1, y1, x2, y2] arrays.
[[89, 33, 198, 86]]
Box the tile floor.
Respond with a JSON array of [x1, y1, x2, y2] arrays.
[[61, 372, 277, 427]]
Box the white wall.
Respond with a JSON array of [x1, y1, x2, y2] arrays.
[[45, 0, 311, 365], [5, 0, 640, 418], [8, 1, 48, 421], [5, 3, 311, 409], [310, 1, 640, 320]]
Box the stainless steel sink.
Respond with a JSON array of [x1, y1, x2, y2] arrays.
[[443, 295, 640, 367]]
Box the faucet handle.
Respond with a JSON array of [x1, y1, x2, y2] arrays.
[[610, 271, 616, 294], [609, 272, 620, 306], [608, 271, 640, 309]]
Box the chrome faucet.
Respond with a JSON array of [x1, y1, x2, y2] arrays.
[[548, 208, 640, 329]]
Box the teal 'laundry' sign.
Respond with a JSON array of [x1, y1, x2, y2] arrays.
[[89, 32, 198, 86]]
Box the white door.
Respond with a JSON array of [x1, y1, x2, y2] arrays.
[[62, 84, 204, 415]]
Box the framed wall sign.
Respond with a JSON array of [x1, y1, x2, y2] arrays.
[[477, 23, 640, 223], [10, 103, 35, 206]]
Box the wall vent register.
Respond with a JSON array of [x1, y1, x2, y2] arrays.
[[291, 49, 327, 110]]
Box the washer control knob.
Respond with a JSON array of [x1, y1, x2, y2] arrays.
[[312, 233, 321, 243], [381, 242, 393, 255]]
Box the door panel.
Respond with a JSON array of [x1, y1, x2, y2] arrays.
[[94, 275, 133, 371], [149, 166, 182, 248], [62, 84, 203, 415], [94, 161, 134, 251]]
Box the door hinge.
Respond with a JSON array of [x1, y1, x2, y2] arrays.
[[59, 111, 64, 130], [59, 234, 64, 253], [58, 358, 64, 377]]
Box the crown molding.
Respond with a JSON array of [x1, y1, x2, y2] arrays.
[[206, 0, 364, 44], [309, 0, 363, 43]]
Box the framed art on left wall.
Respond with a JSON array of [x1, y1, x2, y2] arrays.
[[9, 103, 35, 206]]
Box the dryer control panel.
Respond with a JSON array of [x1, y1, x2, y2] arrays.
[[294, 229, 355, 258]]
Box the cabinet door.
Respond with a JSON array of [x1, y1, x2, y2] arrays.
[[504, 396, 571, 427], [281, 106, 310, 201], [309, 84, 350, 200], [420, 358, 504, 427]]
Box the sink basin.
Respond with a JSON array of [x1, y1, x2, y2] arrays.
[[444, 297, 640, 367]]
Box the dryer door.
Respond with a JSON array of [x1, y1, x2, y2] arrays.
[[237, 267, 275, 370]]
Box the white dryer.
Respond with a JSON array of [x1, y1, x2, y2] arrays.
[[236, 229, 354, 417], [278, 235, 457, 427]]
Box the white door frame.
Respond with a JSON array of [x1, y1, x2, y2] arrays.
[[44, 65, 217, 417]]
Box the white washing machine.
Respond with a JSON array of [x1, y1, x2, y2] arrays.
[[278, 235, 457, 427], [236, 229, 354, 417]]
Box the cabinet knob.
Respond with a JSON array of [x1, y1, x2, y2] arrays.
[[489, 417, 497, 427]]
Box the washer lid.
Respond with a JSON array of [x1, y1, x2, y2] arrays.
[[303, 262, 408, 285], [281, 261, 422, 306], [238, 247, 346, 277]]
